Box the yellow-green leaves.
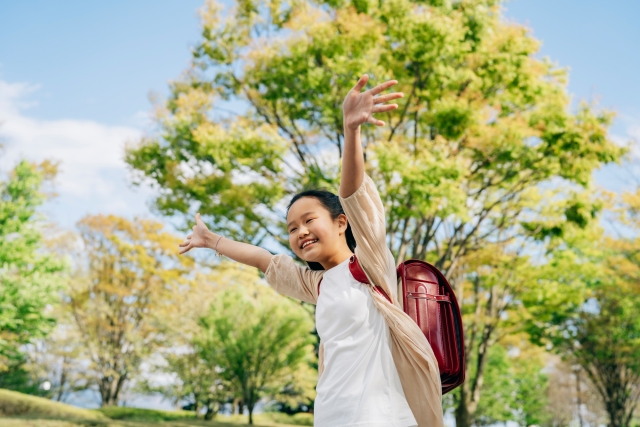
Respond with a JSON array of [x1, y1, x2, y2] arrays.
[[128, 0, 623, 267], [67, 215, 193, 406]]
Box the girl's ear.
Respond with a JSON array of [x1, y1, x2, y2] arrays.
[[336, 214, 348, 234]]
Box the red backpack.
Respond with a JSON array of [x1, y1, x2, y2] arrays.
[[318, 254, 465, 394]]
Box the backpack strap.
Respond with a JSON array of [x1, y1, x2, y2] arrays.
[[348, 254, 392, 303], [316, 255, 392, 304]]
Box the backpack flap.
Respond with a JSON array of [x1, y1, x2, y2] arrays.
[[397, 260, 466, 394]]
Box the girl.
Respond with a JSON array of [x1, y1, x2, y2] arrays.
[[179, 75, 443, 427]]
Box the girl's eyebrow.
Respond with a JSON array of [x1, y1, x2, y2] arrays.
[[287, 211, 315, 228]]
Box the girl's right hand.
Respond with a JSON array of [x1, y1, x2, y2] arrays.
[[342, 74, 403, 130], [179, 213, 214, 254]]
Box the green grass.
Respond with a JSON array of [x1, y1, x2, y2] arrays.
[[0, 388, 314, 427], [0, 418, 308, 427], [98, 406, 196, 421], [0, 420, 245, 427], [261, 412, 313, 426], [0, 389, 107, 420]]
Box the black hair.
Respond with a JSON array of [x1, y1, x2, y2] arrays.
[[286, 189, 356, 271]]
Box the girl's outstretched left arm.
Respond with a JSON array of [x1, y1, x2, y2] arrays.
[[339, 74, 403, 198], [180, 213, 321, 304]]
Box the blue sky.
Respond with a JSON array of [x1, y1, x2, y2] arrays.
[[1, 0, 639, 231]]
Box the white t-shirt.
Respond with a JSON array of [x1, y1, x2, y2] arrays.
[[314, 257, 417, 427]]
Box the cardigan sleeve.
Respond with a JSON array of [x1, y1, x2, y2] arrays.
[[339, 173, 398, 303], [264, 254, 323, 304]]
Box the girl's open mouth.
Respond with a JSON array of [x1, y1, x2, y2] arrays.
[[301, 239, 318, 250]]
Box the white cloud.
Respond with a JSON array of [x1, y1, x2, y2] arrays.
[[0, 79, 157, 229]]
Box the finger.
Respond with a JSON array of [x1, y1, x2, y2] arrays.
[[351, 74, 369, 93], [372, 104, 398, 114], [196, 212, 202, 224], [179, 244, 192, 255], [369, 79, 398, 96], [373, 92, 404, 104], [178, 237, 192, 247], [367, 115, 385, 126]]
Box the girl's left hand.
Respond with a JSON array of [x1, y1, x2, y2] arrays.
[[342, 74, 404, 130], [179, 213, 214, 254]]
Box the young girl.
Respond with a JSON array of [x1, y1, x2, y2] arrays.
[[179, 75, 443, 427]]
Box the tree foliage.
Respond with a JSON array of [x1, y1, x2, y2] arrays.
[[147, 349, 233, 420], [447, 341, 550, 427], [143, 263, 262, 419], [0, 160, 66, 373], [127, 0, 622, 271], [197, 285, 316, 425], [522, 190, 640, 427], [66, 215, 193, 406]]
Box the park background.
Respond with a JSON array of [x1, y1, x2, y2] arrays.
[[1, 0, 639, 426]]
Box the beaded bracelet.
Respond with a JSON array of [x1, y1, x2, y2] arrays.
[[214, 235, 224, 257]]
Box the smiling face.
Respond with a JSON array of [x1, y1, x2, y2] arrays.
[[287, 196, 351, 267]]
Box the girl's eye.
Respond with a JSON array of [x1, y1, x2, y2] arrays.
[[289, 218, 315, 234]]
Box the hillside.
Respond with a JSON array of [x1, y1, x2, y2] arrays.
[[0, 388, 312, 426]]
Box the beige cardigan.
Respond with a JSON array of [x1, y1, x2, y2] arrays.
[[264, 173, 444, 427]]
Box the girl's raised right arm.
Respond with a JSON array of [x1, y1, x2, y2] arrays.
[[179, 213, 273, 273], [340, 74, 402, 198]]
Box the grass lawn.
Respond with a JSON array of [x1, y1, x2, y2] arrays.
[[0, 389, 313, 427], [0, 415, 309, 427], [0, 418, 303, 427]]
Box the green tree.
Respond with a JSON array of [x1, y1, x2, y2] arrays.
[[146, 349, 233, 420], [523, 193, 640, 427], [197, 286, 316, 425], [511, 350, 551, 427], [66, 215, 193, 406], [141, 264, 251, 419], [464, 344, 515, 427], [0, 160, 65, 375], [449, 342, 550, 427], [125, 0, 624, 425], [528, 274, 640, 427]]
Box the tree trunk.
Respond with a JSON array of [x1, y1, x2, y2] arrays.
[[575, 367, 583, 427], [584, 362, 638, 427], [99, 374, 126, 407], [246, 387, 256, 425], [204, 401, 218, 420], [55, 356, 69, 402], [603, 389, 631, 427], [455, 381, 477, 427], [193, 396, 201, 419], [455, 401, 473, 427], [248, 403, 254, 425]]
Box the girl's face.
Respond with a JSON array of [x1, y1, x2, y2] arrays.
[[287, 197, 349, 264]]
